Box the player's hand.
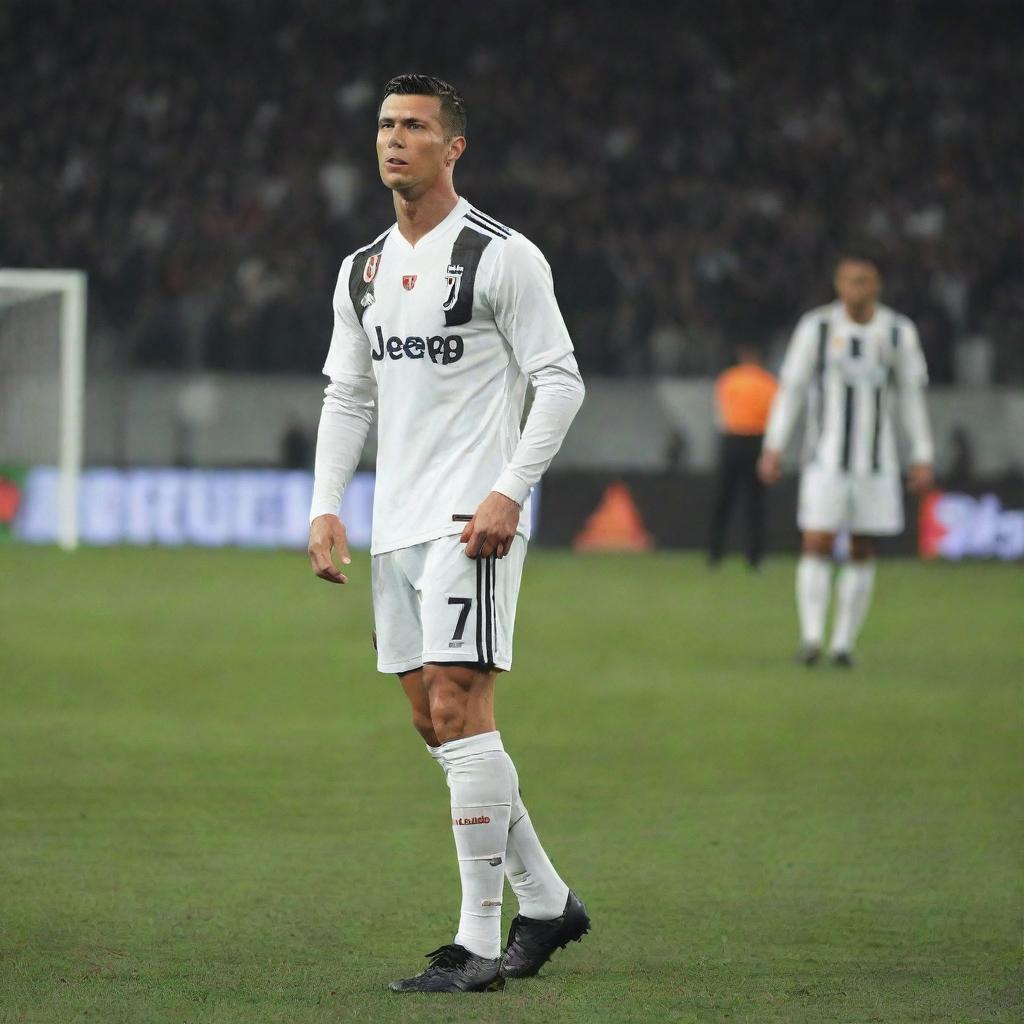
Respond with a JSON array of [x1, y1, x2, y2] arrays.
[[461, 491, 521, 559], [907, 463, 935, 497], [758, 449, 783, 486], [308, 514, 352, 584]]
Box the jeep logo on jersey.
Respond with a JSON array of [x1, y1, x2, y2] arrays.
[[371, 326, 464, 365], [442, 264, 464, 311], [363, 253, 380, 283]]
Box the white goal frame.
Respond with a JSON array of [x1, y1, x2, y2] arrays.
[[0, 269, 87, 550]]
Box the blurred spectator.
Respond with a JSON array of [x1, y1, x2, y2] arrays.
[[281, 421, 312, 470], [945, 426, 976, 488], [1, 0, 1020, 382]]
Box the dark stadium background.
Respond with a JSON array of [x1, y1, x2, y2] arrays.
[[4, 0, 1021, 381]]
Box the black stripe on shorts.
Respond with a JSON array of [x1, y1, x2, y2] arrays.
[[475, 558, 484, 664], [484, 556, 494, 665], [490, 554, 498, 662]]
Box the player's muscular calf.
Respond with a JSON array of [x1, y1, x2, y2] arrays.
[[308, 513, 352, 583], [461, 491, 520, 559], [423, 663, 496, 744], [399, 670, 440, 746]]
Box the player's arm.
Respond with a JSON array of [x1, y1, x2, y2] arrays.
[[759, 316, 818, 484], [894, 320, 935, 496], [308, 264, 377, 583], [463, 236, 585, 559]]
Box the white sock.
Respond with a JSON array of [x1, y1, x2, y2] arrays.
[[829, 561, 876, 654], [502, 755, 570, 920], [796, 555, 832, 647], [439, 731, 512, 959]]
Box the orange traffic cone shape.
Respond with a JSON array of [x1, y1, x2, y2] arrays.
[[574, 481, 653, 552]]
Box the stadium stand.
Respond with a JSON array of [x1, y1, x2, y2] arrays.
[[2, 0, 1021, 382]]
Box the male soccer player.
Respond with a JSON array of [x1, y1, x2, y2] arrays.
[[758, 253, 934, 666], [307, 75, 588, 993]]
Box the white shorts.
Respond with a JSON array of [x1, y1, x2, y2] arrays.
[[371, 534, 526, 674], [798, 464, 904, 536]]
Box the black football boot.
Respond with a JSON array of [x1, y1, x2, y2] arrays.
[[795, 644, 822, 666], [500, 890, 590, 979], [388, 943, 503, 993]]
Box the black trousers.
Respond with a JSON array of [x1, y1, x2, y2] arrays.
[[708, 433, 766, 566]]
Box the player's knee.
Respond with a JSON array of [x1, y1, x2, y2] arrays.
[[427, 692, 466, 743], [802, 532, 834, 558], [410, 708, 439, 745], [850, 536, 876, 561]]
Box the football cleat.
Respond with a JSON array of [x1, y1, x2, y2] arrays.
[[830, 651, 855, 668], [500, 890, 590, 979], [795, 644, 822, 666], [388, 943, 503, 993]]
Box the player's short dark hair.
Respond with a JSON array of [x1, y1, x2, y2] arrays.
[[381, 74, 466, 139], [835, 246, 883, 275]]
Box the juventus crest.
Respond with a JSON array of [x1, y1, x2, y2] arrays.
[[443, 263, 464, 311]]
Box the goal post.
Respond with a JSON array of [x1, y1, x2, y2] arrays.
[[0, 269, 87, 550]]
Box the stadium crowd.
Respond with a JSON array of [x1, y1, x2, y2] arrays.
[[3, 0, 1021, 382]]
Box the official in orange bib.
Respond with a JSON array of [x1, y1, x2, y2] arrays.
[[708, 345, 778, 568]]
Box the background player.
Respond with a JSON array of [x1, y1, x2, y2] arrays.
[[758, 254, 934, 666], [708, 344, 777, 570], [306, 75, 588, 993]]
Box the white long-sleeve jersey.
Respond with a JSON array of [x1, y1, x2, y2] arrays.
[[310, 197, 584, 555], [764, 302, 934, 474]]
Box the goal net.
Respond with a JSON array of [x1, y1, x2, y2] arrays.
[[0, 270, 86, 549]]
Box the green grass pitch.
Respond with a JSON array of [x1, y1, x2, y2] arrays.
[[1, 546, 1020, 1023]]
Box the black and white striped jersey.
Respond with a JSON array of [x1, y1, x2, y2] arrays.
[[312, 197, 579, 555], [764, 302, 934, 474]]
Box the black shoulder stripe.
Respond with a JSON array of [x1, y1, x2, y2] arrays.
[[445, 225, 492, 327], [891, 324, 901, 348], [347, 232, 389, 323], [469, 207, 512, 236], [464, 213, 508, 240]]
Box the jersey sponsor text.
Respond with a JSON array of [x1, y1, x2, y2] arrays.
[[370, 325, 464, 364]]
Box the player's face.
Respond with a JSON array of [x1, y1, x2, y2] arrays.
[[376, 94, 461, 196], [834, 260, 881, 312]]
